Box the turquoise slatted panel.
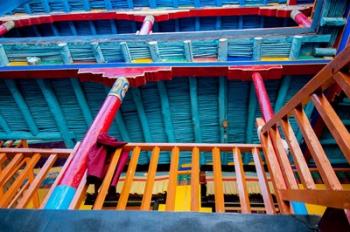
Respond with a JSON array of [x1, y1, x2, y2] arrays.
[[227, 39, 253, 60], [128, 42, 151, 60], [192, 40, 217, 58], [99, 42, 124, 62], [68, 43, 96, 62], [17, 79, 58, 133], [50, 79, 87, 140], [261, 37, 291, 58], [158, 41, 186, 61], [0, 80, 27, 132]]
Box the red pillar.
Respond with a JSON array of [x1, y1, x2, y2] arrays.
[[138, 15, 154, 35], [291, 10, 312, 28], [59, 77, 129, 188], [252, 72, 274, 122]]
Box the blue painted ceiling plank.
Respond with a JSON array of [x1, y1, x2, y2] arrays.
[[244, 82, 257, 163], [157, 81, 175, 142], [189, 77, 202, 143], [70, 79, 93, 127], [36, 79, 75, 148], [0, 0, 29, 15], [82, 0, 91, 11], [63, 0, 71, 12], [116, 113, 130, 141], [131, 88, 152, 142], [274, 76, 291, 113], [41, 0, 51, 13], [4, 79, 39, 135], [0, 113, 11, 133], [0, 132, 72, 141], [131, 88, 152, 161], [218, 77, 229, 165], [103, 87, 130, 141], [218, 77, 227, 143]]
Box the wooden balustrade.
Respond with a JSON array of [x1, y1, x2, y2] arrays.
[[259, 45, 350, 210], [71, 142, 277, 214], [0, 146, 73, 209]]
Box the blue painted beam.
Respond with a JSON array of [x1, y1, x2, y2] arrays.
[[274, 76, 291, 112], [4, 79, 39, 135], [0, 131, 75, 140], [0, 113, 10, 133], [218, 77, 227, 143], [245, 83, 257, 164], [82, 0, 91, 10], [0, 45, 9, 66], [36, 79, 75, 148], [131, 88, 152, 142], [116, 113, 130, 141], [0, 0, 29, 15], [189, 77, 202, 144], [70, 79, 93, 127], [157, 82, 175, 142], [131, 88, 152, 161]]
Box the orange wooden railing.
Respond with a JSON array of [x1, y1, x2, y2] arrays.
[[0, 145, 75, 209], [259, 45, 350, 211], [70, 143, 277, 214]]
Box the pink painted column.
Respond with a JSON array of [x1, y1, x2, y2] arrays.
[[252, 72, 274, 122], [45, 77, 129, 209], [138, 15, 154, 35], [291, 10, 312, 28]]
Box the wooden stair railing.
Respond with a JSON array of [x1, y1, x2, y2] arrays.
[[0, 146, 75, 209], [70, 143, 277, 214], [258, 45, 350, 210]]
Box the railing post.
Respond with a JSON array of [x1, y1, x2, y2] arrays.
[[44, 77, 129, 209], [252, 72, 308, 215]]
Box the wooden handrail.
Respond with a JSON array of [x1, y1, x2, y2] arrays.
[[262, 45, 350, 134], [257, 45, 350, 210]]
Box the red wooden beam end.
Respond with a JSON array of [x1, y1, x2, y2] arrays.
[[0, 21, 14, 36], [291, 10, 312, 28]]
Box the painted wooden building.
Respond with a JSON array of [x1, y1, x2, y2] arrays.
[[0, 0, 349, 231]]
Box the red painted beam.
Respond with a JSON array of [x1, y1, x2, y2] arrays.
[[2, 6, 312, 28], [0, 64, 325, 87]]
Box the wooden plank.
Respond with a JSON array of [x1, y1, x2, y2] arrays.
[[116, 147, 141, 210], [293, 107, 342, 190], [0, 147, 72, 157], [262, 46, 350, 134], [69, 171, 88, 210], [191, 147, 200, 211], [233, 147, 251, 213], [16, 154, 58, 208], [280, 189, 350, 209], [0, 153, 23, 190], [252, 148, 275, 214], [140, 147, 160, 211], [256, 118, 290, 214], [93, 149, 122, 209], [268, 126, 299, 189], [40, 142, 80, 208], [280, 118, 316, 189], [311, 93, 350, 164], [165, 147, 179, 211], [334, 72, 350, 99], [212, 147, 225, 213], [0, 153, 7, 173], [0, 154, 41, 207]]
